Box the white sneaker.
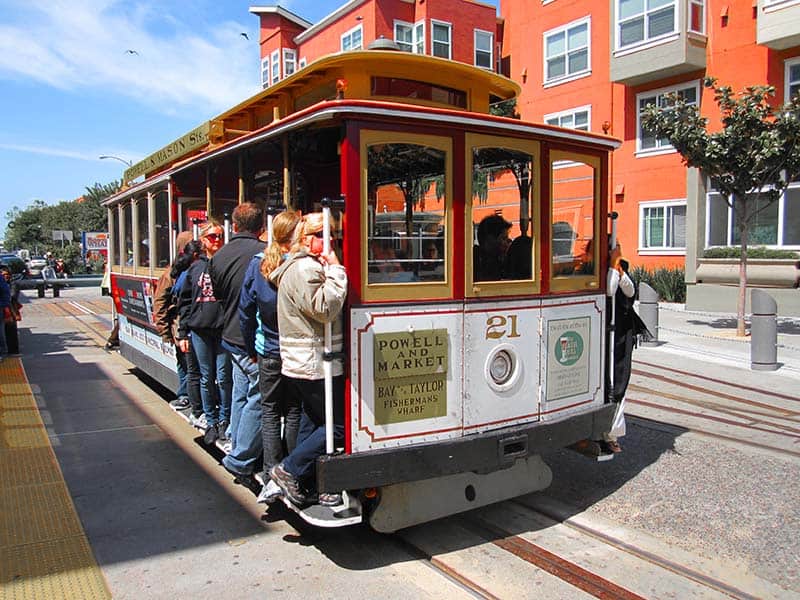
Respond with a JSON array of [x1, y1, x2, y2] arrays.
[[189, 413, 207, 430], [257, 479, 283, 505]]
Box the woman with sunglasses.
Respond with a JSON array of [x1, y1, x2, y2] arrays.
[[177, 221, 232, 445]]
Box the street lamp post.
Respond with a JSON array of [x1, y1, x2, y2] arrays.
[[99, 155, 133, 167]]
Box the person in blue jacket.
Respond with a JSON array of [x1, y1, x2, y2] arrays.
[[232, 210, 302, 491]]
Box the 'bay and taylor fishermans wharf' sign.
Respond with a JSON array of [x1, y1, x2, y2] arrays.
[[373, 329, 448, 425]]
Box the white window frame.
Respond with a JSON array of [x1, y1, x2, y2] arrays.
[[543, 16, 591, 87], [764, 0, 800, 11], [688, 0, 705, 35], [639, 199, 687, 254], [786, 57, 800, 102], [544, 105, 591, 130], [474, 29, 494, 70], [270, 49, 280, 85], [341, 24, 363, 51], [615, 0, 678, 52], [705, 181, 800, 249], [431, 20, 452, 59], [395, 20, 414, 52], [415, 20, 425, 54], [636, 80, 700, 156], [260, 55, 270, 89], [283, 48, 296, 78]]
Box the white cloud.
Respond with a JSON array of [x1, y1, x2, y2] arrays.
[[0, 0, 260, 116]]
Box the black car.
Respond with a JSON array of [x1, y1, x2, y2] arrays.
[[0, 256, 29, 281]]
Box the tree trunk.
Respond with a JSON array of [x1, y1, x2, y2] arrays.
[[736, 194, 748, 337]]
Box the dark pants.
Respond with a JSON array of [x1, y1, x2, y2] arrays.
[[282, 375, 345, 491], [177, 343, 202, 417], [259, 354, 301, 474], [4, 321, 18, 354]]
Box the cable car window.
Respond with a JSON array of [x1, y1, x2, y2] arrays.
[[366, 142, 446, 285], [550, 153, 600, 292], [136, 197, 150, 268], [179, 200, 207, 234], [110, 209, 120, 267], [471, 147, 534, 282], [123, 202, 133, 268], [154, 193, 170, 268]]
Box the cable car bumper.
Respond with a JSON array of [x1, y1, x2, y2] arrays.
[[317, 403, 615, 492]]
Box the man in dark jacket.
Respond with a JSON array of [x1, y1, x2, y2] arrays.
[[209, 202, 266, 480]]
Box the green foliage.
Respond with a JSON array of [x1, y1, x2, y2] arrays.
[[489, 98, 518, 118], [3, 180, 120, 273], [703, 246, 799, 259], [629, 265, 687, 303]]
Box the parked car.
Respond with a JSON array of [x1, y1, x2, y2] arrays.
[[27, 256, 47, 277]]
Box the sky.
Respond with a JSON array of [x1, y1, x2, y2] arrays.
[[0, 0, 500, 236]]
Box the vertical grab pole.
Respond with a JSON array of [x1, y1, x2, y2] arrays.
[[321, 199, 334, 454], [608, 211, 618, 403], [223, 213, 231, 244], [192, 218, 200, 240]]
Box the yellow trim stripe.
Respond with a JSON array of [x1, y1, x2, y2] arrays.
[[0, 357, 111, 599]]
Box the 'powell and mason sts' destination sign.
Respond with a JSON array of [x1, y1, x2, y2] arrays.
[[123, 122, 210, 182], [373, 329, 448, 425]]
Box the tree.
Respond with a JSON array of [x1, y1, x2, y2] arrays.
[[641, 77, 800, 336]]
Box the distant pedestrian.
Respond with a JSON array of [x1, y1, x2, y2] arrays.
[[0, 269, 10, 360], [0, 267, 20, 355]]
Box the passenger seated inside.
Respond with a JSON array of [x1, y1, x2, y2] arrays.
[[369, 241, 417, 283], [505, 235, 532, 280], [474, 214, 512, 281]]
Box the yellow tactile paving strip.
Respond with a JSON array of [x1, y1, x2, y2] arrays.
[[0, 357, 111, 599]]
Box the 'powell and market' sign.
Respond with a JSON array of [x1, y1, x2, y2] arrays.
[[373, 329, 448, 425]]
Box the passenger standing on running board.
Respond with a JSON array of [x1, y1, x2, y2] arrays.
[[269, 212, 347, 508], [238, 210, 303, 501], [208, 203, 265, 477]]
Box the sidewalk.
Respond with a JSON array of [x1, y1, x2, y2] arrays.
[[636, 302, 800, 382]]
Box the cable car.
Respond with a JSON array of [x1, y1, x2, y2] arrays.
[[103, 47, 620, 531]]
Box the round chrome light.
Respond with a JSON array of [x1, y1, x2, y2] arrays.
[[489, 350, 514, 385]]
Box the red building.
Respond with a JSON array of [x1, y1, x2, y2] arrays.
[[252, 0, 800, 313]]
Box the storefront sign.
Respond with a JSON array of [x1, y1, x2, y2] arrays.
[[545, 317, 591, 401], [373, 329, 448, 424], [124, 122, 210, 181]]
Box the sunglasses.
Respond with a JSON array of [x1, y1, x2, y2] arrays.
[[204, 233, 222, 242]]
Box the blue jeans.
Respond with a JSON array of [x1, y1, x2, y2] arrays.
[[258, 354, 300, 474], [191, 331, 231, 427], [0, 312, 7, 355], [223, 351, 262, 475], [282, 376, 344, 491], [176, 346, 188, 398]]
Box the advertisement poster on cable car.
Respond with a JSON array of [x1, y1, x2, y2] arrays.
[[115, 277, 156, 327], [545, 316, 591, 401]]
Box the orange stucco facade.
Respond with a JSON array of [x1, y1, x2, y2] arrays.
[[252, 0, 799, 277]]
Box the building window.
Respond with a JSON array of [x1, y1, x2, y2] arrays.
[[637, 81, 699, 154], [299, 57, 307, 69], [283, 49, 296, 77], [415, 21, 425, 54], [786, 58, 800, 102], [545, 106, 591, 130], [270, 49, 279, 85], [688, 0, 705, 35], [707, 184, 800, 248], [640, 201, 686, 250], [395, 20, 425, 53], [475, 30, 493, 69], [544, 17, 590, 84], [617, 0, 676, 50], [261, 56, 270, 89], [432, 21, 452, 59], [395, 20, 414, 52], [341, 25, 363, 51]]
